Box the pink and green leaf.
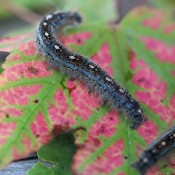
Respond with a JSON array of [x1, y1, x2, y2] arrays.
[[0, 6, 175, 175], [0, 33, 32, 52]]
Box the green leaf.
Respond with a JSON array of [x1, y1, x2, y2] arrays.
[[0, 23, 122, 169], [28, 132, 76, 175], [28, 163, 56, 175], [0, 33, 32, 52]]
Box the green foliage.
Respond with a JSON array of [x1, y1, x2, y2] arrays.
[[28, 132, 77, 175], [28, 163, 57, 175]]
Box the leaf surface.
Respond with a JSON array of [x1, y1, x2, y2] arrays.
[[28, 132, 77, 175], [0, 6, 175, 175]]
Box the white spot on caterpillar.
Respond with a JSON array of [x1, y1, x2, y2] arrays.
[[46, 14, 52, 20], [143, 158, 148, 163], [43, 22, 47, 26], [138, 109, 142, 114], [119, 88, 124, 93], [89, 64, 95, 69], [161, 141, 166, 146], [105, 77, 112, 82], [54, 45, 59, 50], [152, 149, 156, 153], [69, 55, 76, 60], [173, 133, 175, 137], [45, 32, 49, 37]]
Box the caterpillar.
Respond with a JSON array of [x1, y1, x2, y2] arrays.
[[36, 11, 146, 129], [132, 126, 175, 175]]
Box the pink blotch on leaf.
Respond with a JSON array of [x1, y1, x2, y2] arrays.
[[68, 80, 100, 120], [95, 140, 124, 172], [90, 111, 119, 137], [0, 33, 32, 52], [21, 136, 32, 151], [170, 95, 175, 107], [0, 107, 22, 119], [12, 147, 20, 160], [73, 112, 121, 174], [73, 140, 124, 174], [60, 32, 92, 46], [54, 89, 69, 109], [147, 166, 163, 175], [0, 85, 41, 106], [20, 135, 33, 157], [19, 40, 37, 56], [137, 120, 158, 144], [164, 24, 175, 34], [49, 89, 75, 129], [2, 58, 51, 82], [73, 137, 101, 174], [168, 158, 175, 169], [8, 54, 21, 61], [130, 52, 175, 124], [0, 122, 16, 145], [12, 144, 32, 161], [7, 108, 22, 117], [131, 52, 165, 90], [92, 43, 113, 76], [172, 71, 175, 77], [62, 34, 113, 75], [142, 10, 163, 29], [142, 37, 175, 64], [30, 112, 51, 145], [67, 79, 77, 89], [117, 173, 126, 175], [0, 34, 31, 45]]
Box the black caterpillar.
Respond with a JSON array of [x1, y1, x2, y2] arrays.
[[36, 11, 146, 129]]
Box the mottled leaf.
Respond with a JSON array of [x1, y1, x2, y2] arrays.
[[118, 7, 175, 175], [0, 24, 120, 170], [0, 33, 32, 52], [0, 6, 175, 175]]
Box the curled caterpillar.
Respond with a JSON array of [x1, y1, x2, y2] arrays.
[[132, 126, 175, 175], [36, 11, 146, 129]]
